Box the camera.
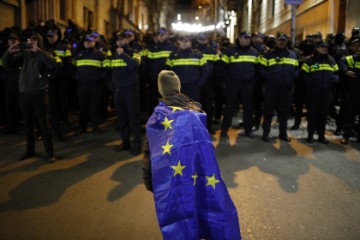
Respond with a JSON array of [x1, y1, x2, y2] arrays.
[[18, 42, 32, 50]]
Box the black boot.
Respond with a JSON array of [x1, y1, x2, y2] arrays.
[[115, 140, 131, 151], [262, 133, 270, 142], [318, 136, 329, 144], [306, 134, 314, 144]]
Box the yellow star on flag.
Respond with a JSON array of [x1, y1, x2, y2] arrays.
[[170, 106, 182, 112], [192, 172, 198, 186], [161, 140, 174, 155], [205, 174, 220, 189], [161, 117, 174, 131], [171, 160, 186, 176]]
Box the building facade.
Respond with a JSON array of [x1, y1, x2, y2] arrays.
[[0, 0, 149, 38]]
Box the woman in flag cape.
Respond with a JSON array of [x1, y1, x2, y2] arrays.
[[142, 70, 241, 240]]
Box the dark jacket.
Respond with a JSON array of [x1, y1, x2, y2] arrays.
[[146, 41, 176, 82], [166, 48, 209, 86], [72, 47, 109, 83], [259, 47, 299, 87], [301, 53, 339, 90], [142, 94, 202, 192], [110, 46, 139, 88], [220, 45, 259, 83], [338, 53, 360, 89], [3, 49, 56, 94]]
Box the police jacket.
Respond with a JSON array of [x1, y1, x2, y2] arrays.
[[259, 47, 299, 87], [146, 41, 176, 82], [110, 46, 140, 88], [3, 49, 56, 94], [338, 53, 360, 88], [195, 43, 219, 75], [2, 51, 20, 94], [301, 53, 339, 89], [166, 48, 209, 86], [220, 45, 259, 83], [72, 47, 109, 83]]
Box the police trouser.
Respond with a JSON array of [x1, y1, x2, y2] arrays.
[[222, 81, 254, 133], [200, 81, 213, 131], [48, 82, 63, 136], [293, 78, 306, 125], [20, 93, 53, 156], [77, 82, 103, 130], [114, 86, 141, 148], [262, 85, 293, 136], [342, 87, 360, 138], [253, 79, 264, 127], [306, 88, 333, 137], [148, 80, 161, 116]]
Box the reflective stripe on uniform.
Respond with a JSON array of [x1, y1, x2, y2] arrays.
[[54, 50, 66, 57], [54, 56, 62, 63], [268, 57, 298, 67], [203, 53, 219, 62], [229, 55, 257, 63], [111, 59, 127, 67], [147, 51, 172, 59], [75, 59, 103, 67], [167, 58, 206, 67], [302, 63, 338, 72], [258, 55, 268, 66]]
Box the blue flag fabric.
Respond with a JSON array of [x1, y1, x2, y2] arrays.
[[146, 102, 241, 240]]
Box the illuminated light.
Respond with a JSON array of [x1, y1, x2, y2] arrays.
[[195, 16, 200, 21], [171, 22, 224, 33], [177, 14, 181, 21]]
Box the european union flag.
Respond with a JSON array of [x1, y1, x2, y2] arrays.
[[146, 102, 241, 240]]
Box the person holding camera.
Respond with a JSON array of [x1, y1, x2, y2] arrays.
[[3, 32, 57, 163]]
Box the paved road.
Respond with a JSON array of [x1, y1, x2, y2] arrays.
[[0, 118, 359, 240]]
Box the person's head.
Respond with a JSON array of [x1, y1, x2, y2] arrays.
[[238, 31, 251, 47], [197, 32, 208, 45], [349, 35, 360, 53], [315, 41, 329, 55], [178, 35, 192, 50], [116, 32, 128, 47], [252, 32, 264, 46], [157, 70, 181, 97], [7, 33, 19, 46], [124, 29, 135, 42], [46, 29, 59, 44], [314, 32, 322, 43], [351, 27, 360, 38], [275, 32, 288, 49], [157, 28, 169, 43], [84, 34, 96, 48], [28, 32, 43, 47], [90, 31, 100, 42]]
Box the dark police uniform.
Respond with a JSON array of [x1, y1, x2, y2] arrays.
[[165, 48, 208, 102], [110, 43, 142, 155], [220, 42, 259, 137], [301, 47, 339, 143], [73, 40, 109, 133], [259, 38, 298, 141]]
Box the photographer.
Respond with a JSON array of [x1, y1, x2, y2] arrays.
[[3, 33, 57, 163]]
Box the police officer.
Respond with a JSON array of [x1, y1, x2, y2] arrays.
[[220, 31, 259, 138], [145, 28, 176, 114], [110, 32, 142, 155], [165, 34, 208, 102], [44, 28, 72, 140], [301, 41, 339, 144], [73, 34, 109, 134], [194, 32, 219, 133], [338, 35, 360, 144], [259, 32, 298, 142]]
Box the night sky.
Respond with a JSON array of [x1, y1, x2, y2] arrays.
[[175, 0, 193, 7]]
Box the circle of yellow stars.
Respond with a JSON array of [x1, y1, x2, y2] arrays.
[[160, 107, 221, 189]]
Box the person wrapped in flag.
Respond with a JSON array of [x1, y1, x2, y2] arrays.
[[142, 70, 241, 240]]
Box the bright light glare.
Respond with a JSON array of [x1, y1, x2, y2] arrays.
[[171, 22, 224, 33], [195, 16, 200, 21]]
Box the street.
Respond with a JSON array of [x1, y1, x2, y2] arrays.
[[0, 117, 360, 240]]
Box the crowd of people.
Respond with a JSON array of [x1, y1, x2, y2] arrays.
[[0, 18, 360, 163]]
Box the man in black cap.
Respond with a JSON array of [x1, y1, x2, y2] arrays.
[[72, 34, 109, 134], [301, 41, 339, 144], [220, 31, 259, 139], [3, 32, 57, 163], [144, 28, 176, 115], [338, 35, 360, 144], [259, 32, 298, 142], [110, 32, 142, 155]]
